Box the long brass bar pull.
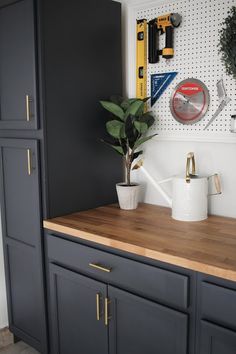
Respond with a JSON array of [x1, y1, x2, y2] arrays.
[[89, 263, 112, 273], [26, 95, 33, 121], [104, 298, 111, 326], [96, 293, 100, 321], [27, 149, 32, 176]]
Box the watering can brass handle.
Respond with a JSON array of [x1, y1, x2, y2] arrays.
[[208, 174, 222, 196], [186, 152, 196, 183], [214, 174, 222, 194]]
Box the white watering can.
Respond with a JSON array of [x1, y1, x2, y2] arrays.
[[134, 152, 222, 222]]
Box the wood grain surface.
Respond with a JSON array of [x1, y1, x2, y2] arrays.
[[44, 204, 236, 281]]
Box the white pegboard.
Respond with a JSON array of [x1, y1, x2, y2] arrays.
[[135, 0, 236, 143]]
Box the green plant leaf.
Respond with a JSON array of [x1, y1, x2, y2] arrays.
[[134, 121, 148, 134], [125, 115, 139, 149], [131, 150, 143, 162], [110, 145, 125, 155], [142, 97, 151, 103], [121, 98, 139, 110], [136, 101, 146, 117], [133, 134, 157, 150], [218, 6, 236, 79], [124, 100, 144, 119], [100, 101, 125, 120], [101, 139, 125, 156], [139, 112, 155, 127], [106, 120, 126, 139]]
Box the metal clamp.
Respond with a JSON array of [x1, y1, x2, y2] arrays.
[[186, 152, 196, 183]]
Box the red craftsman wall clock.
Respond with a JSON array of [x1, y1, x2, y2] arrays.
[[170, 79, 210, 124]]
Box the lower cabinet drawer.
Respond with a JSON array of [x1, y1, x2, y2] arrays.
[[46, 234, 189, 309], [201, 281, 236, 329], [199, 321, 236, 354]]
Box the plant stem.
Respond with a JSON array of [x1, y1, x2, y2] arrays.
[[125, 153, 130, 185], [127, 165, 131, 185], [125, 146, 134, 186]]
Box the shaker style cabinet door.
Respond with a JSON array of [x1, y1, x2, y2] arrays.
[[108, 286, 188, 354], [0, 139, 41, 246], [5, 240, 47, 352], [49, 264, 109, 354], [0, 138, 47, 352], [199, 321, 236, 354], [0, 0, 38, 129]]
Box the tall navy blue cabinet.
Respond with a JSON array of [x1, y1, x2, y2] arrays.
[[0, 0, 122, 352]]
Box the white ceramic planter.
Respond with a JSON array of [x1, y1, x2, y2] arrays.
[[116, 183, 140, 210]]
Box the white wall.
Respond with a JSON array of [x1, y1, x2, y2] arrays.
[[121, 0, 236, 218], [0, 213, 8, 329]]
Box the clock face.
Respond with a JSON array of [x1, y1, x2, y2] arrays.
[[170, 79, 210, 124]]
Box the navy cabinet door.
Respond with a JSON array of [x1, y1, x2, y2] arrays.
[[5, 240, 47, 352], [108, 286, 188, 354], [0, 138, 41, 246], [0, 0, 38, 129], [0, 138, 47, 352], [199, 321, 236, 354], [49, 264, 109, 354]]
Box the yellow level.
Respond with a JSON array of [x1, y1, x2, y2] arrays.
[[136, 19, 147, 100]]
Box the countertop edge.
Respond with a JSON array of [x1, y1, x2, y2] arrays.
[[43, 220, 236, 282]]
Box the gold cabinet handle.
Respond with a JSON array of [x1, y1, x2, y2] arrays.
[[27, 149, 32, 176], [96, 293, 101, 321], [26, 95, 33, 121], [89, 263, 112, 273], [105, 298, 111, 326]]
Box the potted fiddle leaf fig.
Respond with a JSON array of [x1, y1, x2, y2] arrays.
[[100, 97, 156, 210]]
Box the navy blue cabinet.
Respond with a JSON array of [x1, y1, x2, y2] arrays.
[[0, 0, 122, 352], [46, 233, 236, 354], [0, 139, 47, 352], [49, 264, 108, 354], [0, 0, 38, 130], [5, 240, 47, 351], [0, 139, 41, 246], [199, 321, 236, 354], [46, 233, 194, 354], [48, 261, 188, 354], [108, 286, 188, 354], [197, 273, 236, 354]]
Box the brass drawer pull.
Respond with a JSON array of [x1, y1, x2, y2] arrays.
[[27, 149, 32, 175], [96, 293, 101, 321], [26, 95, 33, 121], [89, 263, 112, 273], [105, 297, 111, 326]]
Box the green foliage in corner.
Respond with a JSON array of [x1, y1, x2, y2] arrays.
[[219, 6, 236, 79]]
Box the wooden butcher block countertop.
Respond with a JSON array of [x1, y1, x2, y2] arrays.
[[44, 203, 236, 282]]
